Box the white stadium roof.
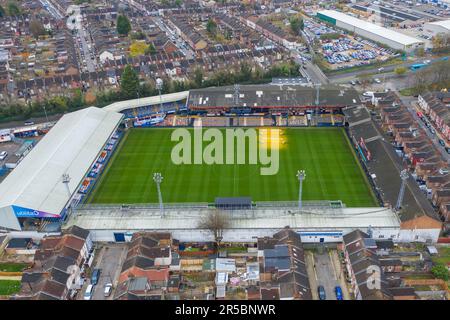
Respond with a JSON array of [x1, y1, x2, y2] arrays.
[[66, 207, 401, 231], [0, 107, 122, 229], [104, 90, 189, 113], [318, 10, 423, 46]]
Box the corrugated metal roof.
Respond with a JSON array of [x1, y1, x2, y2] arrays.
[[65, 207, 401, 230], [318, 10, 423, 47], [427, 19, 450, 31]]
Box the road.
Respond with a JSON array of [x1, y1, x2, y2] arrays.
[[305, 249, 350, 300], [153, 17, 195, 60], [291, 49, 329, 85], [329, 55, 447, 84], [76, 25, 97, 73], [379, 0, 443, 20], [91, 244, 128, 300], [39, 0, 64, 20], [392, 92, 450, 163]]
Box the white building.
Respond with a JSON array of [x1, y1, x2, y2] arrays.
[[99, 50, 114, 64], [424, 19, 450, 36], [317, 10, 424, 53], [63, 206, 403, 243]]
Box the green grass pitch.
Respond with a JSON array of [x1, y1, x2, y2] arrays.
[[88, 127, 378, 207]]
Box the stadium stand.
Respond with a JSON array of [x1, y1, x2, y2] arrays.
[[288, 115, 308, 126], [0, 107, 123, 231]]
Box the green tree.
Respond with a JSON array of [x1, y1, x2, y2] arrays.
[[431, 264, 449, 281], [206, 18, 217, 35], [130, 31, 145, 40], [7, 1, 21, 16], [239, 63, 252, 82], [394, 67, 407, 76], [358, 72, 372, 90], [416, 47, 425, 57], [117, 14, 132, 36], [120, 65, 140, 99], [145, 43, 157, 55], [194, 68, 203, 87], [289, 16, 303, 36]]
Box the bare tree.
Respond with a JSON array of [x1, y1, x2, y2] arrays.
[[198, 211, 231, 250], [29, 19, 46, 39], [413, 68, 431, 93], [358, 72, 371, 90]]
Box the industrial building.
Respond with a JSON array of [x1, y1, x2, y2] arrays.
[[317, 10, 424, 53], [0, 107, 123, 231], [424, 19, 450, 35]]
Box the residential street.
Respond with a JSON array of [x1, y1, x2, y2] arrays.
[[91, 244, 128, 300]]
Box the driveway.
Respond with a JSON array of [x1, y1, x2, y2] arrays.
[[91, 244, 128, 300]]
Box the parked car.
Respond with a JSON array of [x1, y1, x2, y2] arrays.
[[84, 284, 94, 300], [430, 128, 436, 135], [335, 286, 343, 300], [0, 151, 7, 160], [318, 285, 326, 300], [24, 121, 34, 126], [91, 268, 101, 285], [104, 283, 112, 297], [373, 78, 381, 84], [439, 139, 446, 147]]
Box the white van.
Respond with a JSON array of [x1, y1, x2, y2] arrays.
[[0, 151, 7, 160], [84, 284, 94, 300]]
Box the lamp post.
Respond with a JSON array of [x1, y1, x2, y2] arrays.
[[395, 169, 409, 211], [62, 173, 73, 218], [156, 78, 163, 111], [153, 172, 164, 217], [43, 104, 49, 123], [296, 170, 306, 210]]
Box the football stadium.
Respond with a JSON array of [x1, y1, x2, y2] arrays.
[[87, 84, 376, 206], [4, 82, 425, 243]]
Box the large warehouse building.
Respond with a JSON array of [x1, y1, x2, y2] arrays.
[[0, 107, 123, 231], [317, 10, 424, 53], [424, 19, 450, 35]]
